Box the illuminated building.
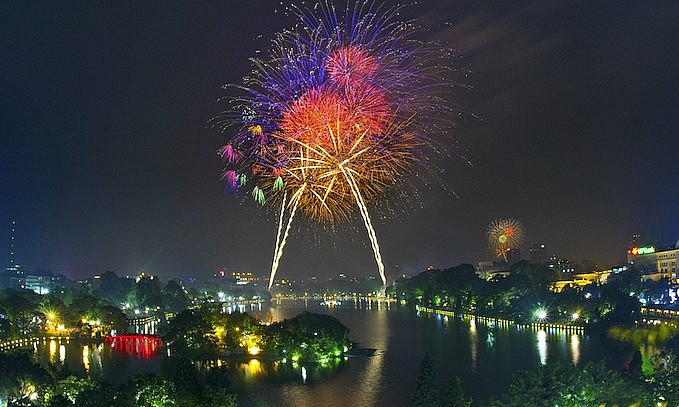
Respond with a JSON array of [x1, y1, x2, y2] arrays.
[[24, 269, 54, 294], [475, 261, 509, 280], [0, 265, 54, 294], [0, 264, 24, 290], [0, 221, 24, 290], [627, 241, 679, 282], [551, 266, 625, 292], [232, 271, 256, 285]]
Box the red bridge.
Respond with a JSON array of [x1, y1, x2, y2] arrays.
[[104, 334, 163, 358]]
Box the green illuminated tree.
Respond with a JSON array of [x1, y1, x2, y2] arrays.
[[121, 374, 176, 407], [647, 350, 679, 405], [45, 376, 99, 405], [159, 309, 218, 359], [264, 312, 350, 361]]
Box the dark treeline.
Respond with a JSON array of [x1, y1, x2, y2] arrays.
[[390, 261, 651, 326], [0, 288, 127, 340]]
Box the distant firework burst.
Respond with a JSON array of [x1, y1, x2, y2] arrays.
[[212, 1, 466, 289], [486, 219, 524, 262]]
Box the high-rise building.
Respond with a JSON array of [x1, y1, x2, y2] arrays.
[[506, 247, 521, 265], [528, 242, 547, 263], [1, 264, 25, 290], [1, 220, 24, 290], [9, 220, 16, 264], [1, 220, 54, 293]]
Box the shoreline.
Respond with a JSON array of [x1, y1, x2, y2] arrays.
[[415, 305, 587, 334]]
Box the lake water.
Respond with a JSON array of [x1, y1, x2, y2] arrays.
[[29, 299, 633, 406]]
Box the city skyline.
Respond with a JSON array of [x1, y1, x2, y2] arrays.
[[2, 0, 678, 280]]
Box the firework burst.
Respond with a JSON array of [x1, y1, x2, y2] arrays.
[[213, 0, 465, 289], [486, 218, 525, 262]]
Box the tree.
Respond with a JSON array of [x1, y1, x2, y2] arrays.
[[411, 353, 440, 407], [128, 276, 162, 311], [161, 280, 191, 313], [96, 271, 133, 307], [202, 365, 237, 407], [648, 350, 679, 405], [445, 376, 471, 407], [159, 309, 218, 359], [166, 357, 201, 404], [74, 381, 117, 406], [0, 289, 42, 336], [45, 375, 99, 405], [264, 312, 350, 361], [0, 351, 50, 404], [492, 362, 648, 407], [121, 374, 176, 407]]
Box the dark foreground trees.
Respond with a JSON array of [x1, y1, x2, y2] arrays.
[[411, 354, 472, 407], [492, 362, 648, 407], [411, 353, 439, 407], [0, 351, 237, 407], [410, 350, 679, 406]]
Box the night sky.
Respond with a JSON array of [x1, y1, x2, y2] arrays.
[[2, 1, 678, 281]]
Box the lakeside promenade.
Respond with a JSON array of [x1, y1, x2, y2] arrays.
[[416, 305, 586, 333]]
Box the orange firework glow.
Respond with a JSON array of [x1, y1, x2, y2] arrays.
[[215, 1, 463, 290]]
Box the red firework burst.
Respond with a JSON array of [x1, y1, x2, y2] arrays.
[[326, 45, 380, 88]]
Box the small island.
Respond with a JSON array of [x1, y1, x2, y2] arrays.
[[160, 305, 352, 363]]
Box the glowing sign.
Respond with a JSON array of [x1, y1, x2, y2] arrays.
[[638, 246, 655, 254], [629, 246, 655, 256]]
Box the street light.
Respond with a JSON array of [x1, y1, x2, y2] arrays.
[[535, 309, 547, 321]]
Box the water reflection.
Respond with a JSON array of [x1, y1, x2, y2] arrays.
[[537, 330, 547, 365], [241, 359, 264, 380], [570, 334, 580, 365], [353, 304, 386, 406], [134, 319, 157, 335], [469, 318, 478, 369], [49, 340, 57, 364], [486, 328, 495, 347], [106, 335, 162, 358], [83, 345, 90, 375]]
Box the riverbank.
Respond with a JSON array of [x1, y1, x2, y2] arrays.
[[415, 305, 586, 334], [0, 335, 107, 352]]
